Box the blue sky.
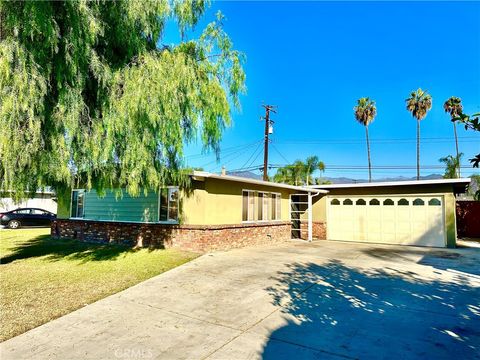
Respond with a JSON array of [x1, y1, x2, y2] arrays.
[[165, 1, 480, 180]]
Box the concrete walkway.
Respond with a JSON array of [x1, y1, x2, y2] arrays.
[[1, 240, 480, 359]]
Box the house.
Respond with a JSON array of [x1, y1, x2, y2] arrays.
[[0, 190, 57, 214], [52, 173, 470, 251]]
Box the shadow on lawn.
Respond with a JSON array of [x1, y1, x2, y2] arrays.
[[0, 234, 144, 264], [261, 259, 480, 359]]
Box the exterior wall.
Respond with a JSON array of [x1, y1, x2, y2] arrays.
[[81, 190, 159, 222], [311, 184, 458, 247], [299, 220, 327, 240], [183, 177, 297, 225], [52, 219, 291, 252], [0, 194, 57, 213]]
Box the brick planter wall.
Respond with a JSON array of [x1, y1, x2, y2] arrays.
[[51, 219, 292, 252], [298, 221, 327, 240]]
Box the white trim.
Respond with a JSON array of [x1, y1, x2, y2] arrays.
[[193, 171, 328, 193], [310, 178, 471, 189]]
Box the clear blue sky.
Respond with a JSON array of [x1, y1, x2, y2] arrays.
[[166, 1, 480, 180]]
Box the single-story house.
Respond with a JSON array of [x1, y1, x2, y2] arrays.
[[52, 172, 470, 251], [0, 190, 57, 214]]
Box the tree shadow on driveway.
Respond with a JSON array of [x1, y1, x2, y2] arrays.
[[261, 259, 480, 359]]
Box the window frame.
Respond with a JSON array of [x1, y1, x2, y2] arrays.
[[158, 186, 180, 224], [70, 189, 86, 219], [242, 189, 283, 223]]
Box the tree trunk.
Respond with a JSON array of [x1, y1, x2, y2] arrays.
[[365, 126, 372, 182], [453, 123, 460, 178], [417, 119, 420, 180]]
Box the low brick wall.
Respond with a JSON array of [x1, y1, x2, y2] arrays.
[[299, 221, 327, 240], [51, 219, 292, 252]]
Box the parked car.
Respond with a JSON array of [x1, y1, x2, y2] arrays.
[[0, 208, 56, 229]]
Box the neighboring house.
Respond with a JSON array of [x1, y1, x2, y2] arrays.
[[0, 191, 57, 214], [52, 173, 470, 251]]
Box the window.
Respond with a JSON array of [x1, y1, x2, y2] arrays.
[[398, 198, 409, 206], [271, 193, 281, 220], [257, 193, 264, 221], [243, 190, 281, 222], [369, 199, 380, 206], [383, 199, 394, 206], [356, 199, 366, 205], [413, 198, 425, 206], [71, 190, 85, 218], [242, 191, 255, 221], [428, 198, 441, 206], [343, 199, 353, 205], [331, 199, 340, 205], [14, 209, 30, 214], [159, 187, 179, 222], [31, 209, 48, 215]]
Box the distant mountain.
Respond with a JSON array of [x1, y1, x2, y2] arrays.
[[322, 174, 444, 184], [225, 170, 445, 184], [227, 170, 263, 180]]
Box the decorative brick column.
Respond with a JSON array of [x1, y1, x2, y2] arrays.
[[51, 219, 292, 252], [299, 220, 326, 240]]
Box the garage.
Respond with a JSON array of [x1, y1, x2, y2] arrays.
[[310, 179, 472, 248], [327, 195, 445, 247]]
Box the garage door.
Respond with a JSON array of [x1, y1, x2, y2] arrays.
[[327, 195, 446, 247]]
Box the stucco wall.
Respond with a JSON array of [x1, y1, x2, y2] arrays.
[[311, 184, 457, 247], [182, 177, 300, 225]]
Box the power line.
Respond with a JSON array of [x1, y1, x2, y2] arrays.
[[271, 143, 290, 164]]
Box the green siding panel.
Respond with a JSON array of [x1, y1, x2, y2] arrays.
[[83, 190, 159, 222]]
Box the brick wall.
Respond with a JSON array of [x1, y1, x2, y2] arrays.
[[298, 221, 327, 240], [51, 219, 292, 252]]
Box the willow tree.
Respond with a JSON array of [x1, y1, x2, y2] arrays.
[[406, 89, 432, 180], [0, 1, 245, 199], [354, 97, 376, 182], [443, 96, 463, 177]]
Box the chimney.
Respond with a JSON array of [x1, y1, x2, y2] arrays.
[[221, 166, 226, 176]]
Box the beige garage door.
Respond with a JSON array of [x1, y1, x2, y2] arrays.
[[327, 195, 446, 247]]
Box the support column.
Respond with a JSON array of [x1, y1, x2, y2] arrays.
[[308, 192, 313, 242]]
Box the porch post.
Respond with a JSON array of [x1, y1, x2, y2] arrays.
[[308, 192, 313, 242]]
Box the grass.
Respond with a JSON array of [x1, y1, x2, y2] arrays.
[[0, 228, 198, 342]]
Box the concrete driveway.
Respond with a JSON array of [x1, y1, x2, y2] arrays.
[[1, 240, 480, 360]]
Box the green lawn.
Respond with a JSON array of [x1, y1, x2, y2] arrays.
[[0, 228, 198, 342]]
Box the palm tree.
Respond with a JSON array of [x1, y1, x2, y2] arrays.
[[406, 89, 432, 180], [304, 156, 326, 186], [439, 153, 463, 179], [443, 96, 463, 177], [354, 97, 377, 182]]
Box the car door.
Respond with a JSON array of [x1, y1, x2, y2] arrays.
[[30, 209, 51, 226], [12, 209, 32, 226]]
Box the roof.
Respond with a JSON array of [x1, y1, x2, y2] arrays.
[[191, 171, 328, 193], [309, 178, 471, 192]]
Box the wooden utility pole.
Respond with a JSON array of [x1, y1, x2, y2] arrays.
[[262, 104, 277, 181]]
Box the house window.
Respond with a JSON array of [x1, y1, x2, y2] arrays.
[[243, 190, 281, 222], [356, 199, 366, 205], [242, 191, 255, 221], [331, 199, 340, 205], [159, 187, 179, 222], [369, 199, 380, 206], [71, 190, 85, 218], [343, 199, 353, 205], [398, 198, 409, 206], [271, 193, 281, 220], [257, 193, 264, 221], [383, 199, 394, 206]]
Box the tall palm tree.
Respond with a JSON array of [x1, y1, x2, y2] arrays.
[[443, 96, 463, 177], [354, 97, 377, 182], [406, 89, 432, 180], [304, 155, 325, 186]]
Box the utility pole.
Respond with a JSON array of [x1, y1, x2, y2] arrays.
[[261, 104, 277, 181]]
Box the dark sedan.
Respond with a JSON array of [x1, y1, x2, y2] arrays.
[[0, 208, 56, 229]]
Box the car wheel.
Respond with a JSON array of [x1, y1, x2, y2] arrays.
[[7, 220, 21, 229]]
